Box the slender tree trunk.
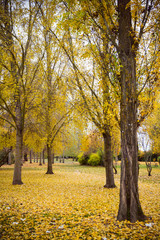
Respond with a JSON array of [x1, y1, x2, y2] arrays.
[[43, 149, 45, 164], [117, 0, 146, 222], [39, 152, 42, 166], [103, 132, 116, 188], [8, 150, 12, 165], [12, 95, 24, 185], [52, 152, 54, 164], [34, 152, 35, 162], [1, 0, 23, 185], [45, 29, 53, 173], [30, 150, 32, 163], [36, 153, 38, 163], [24, 152, 28, 161], [46, 144, 53, 174], [12, 127, 23, 185]]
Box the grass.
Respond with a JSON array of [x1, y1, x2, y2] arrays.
[[0, 161, 160, 239]]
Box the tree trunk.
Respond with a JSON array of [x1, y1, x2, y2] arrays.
[[43, 149, 45, 164], [8, 151, 12, 165], [52, 152, 54, 164], [33, 152, 35, 162], [36, 153, 38, 163], [39, 152, 42, 165], [103, 132, 116, 188], [12, 128, 23, 185], [117, 0, 146, 222], [113, 165, 117, 174], [30, 150, 32, 163], [24, 152, 28, 161], [46, 144, 53, 174]]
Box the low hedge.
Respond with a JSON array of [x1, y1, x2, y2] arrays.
[[88, 153, 101, 166]]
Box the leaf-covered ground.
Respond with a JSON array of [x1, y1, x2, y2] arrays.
[[0, 161, 160, 239]]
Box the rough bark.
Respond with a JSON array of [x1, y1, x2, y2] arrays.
[[103, 132, 116, 188], [12, 115, 23, 185], [117, 0, 146, 222], [46, 144, 53, 174]]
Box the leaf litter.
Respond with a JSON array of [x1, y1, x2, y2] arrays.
[[0, 162, 159, 239]]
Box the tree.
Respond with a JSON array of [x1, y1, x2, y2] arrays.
[[36, 1, 73, 174], [69, 0, 159, 221], [0, 0, 43, 184], [51, 1, 118, 188], [35, 0, 116, 187], [117, 0, 159, 222]]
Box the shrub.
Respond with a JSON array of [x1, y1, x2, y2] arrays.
[[78, 153, 89, 165], [97, 149, 104, 166], [88, 153, 100, 166]]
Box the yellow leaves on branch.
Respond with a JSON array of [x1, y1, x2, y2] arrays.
[[0, 127, 16, 149], [144, 95, 160, 154]]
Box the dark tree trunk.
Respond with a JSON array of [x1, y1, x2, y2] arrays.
[[24, 152, 28, 161], [146, 163, 152, 176], [12, 127, 23, 185], [117, 0, 146, 222], [30, 150, 32, 163], [8, 150, 12, 165], [0, 147, 12, 167], [33, 153, 35, 162], [39, 152, 42, 166], [52, 153, 54, 164], [103, 132, 116, 188], [36, 153, 38, 163], [46, 144, 53, 174], [113, 165, 117, 174], [43, 149, 45, 164], [1, 0, 23, 185]]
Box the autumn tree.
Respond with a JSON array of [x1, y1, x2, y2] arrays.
[[47, 1, 119, 188], [0, 0, 43, 184], [116, 0, 159, 222], [61, 0, 159, 221], [35, 0, 74, 174]]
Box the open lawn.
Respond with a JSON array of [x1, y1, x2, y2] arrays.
[[0, 161, 160, 239]]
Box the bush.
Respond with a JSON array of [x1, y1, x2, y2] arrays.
[[78, 153, 89, 165], [97, 149, 104, 166], [88, 153, 100, 166]]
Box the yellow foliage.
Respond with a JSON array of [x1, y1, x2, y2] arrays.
[[144, 95, 160, 154], [81, 130, 103, 154], [0, 127, 16, 150]]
